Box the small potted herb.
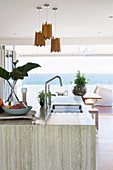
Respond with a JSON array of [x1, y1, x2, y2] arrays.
[[37, 90, 52, 107], [72, 70, 88, 96], [38, 90, 45, 107]]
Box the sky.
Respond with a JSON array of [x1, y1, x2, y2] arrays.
[[17, 56, 113, 74]]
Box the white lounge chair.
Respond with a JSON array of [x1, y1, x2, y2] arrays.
[[94, 86, 113, 106]]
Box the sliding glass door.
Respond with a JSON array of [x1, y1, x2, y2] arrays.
[[0, 46, 13, 101]]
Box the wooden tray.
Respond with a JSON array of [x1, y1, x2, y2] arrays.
[[0, 110, 36, 120]]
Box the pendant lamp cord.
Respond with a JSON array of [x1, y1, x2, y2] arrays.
[[46, 7, 48, 22], [39, 9, 40, 30], [37, 7, 42, 30], [53, 8, 57, 36], [55, 10, 56, 36]]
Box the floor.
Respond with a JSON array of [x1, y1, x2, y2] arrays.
[[96, 106, 113, 170]]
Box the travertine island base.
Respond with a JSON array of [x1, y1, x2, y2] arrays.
[[0, 97, 96, 170]]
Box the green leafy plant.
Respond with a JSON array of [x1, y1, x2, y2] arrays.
[[37, 90, 45, 107], [0, 61, 41, 81], [38, 90, 45, 101], [47, 91, 51, 99], [37, 91, 52, 101], [37, 90, 52, 106], [0, 60, 41, 103], [74, 70, 88, 86]]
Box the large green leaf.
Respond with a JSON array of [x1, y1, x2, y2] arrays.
[[11, 62, 41, 80], [0, 62, 41, 81], [0, 67, 11, 80], [11, 68, 28, 80], [16, 63, 41, 73]]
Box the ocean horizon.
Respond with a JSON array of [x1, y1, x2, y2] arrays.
[[21, 73, 113, 85]]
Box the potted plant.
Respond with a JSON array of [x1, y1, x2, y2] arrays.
[[0, 60, 41, 104], [37, 90, 52, 107], [38, 90, 45, 107], [72, 70, 88, 96]]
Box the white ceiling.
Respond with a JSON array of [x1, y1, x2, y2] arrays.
[[0, 0, 113, 40]]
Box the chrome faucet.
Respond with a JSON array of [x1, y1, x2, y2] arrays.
[[45, 76, 63, 124]]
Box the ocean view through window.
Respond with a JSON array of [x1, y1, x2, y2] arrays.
[[16, 56, 113, 109]]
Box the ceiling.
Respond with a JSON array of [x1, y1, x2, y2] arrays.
[[0, 0, 113, 45]]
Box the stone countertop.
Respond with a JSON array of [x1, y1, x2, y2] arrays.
[[0, 96, 94, 126], [38, 104, 94, 125], [36, 96, 95, 125]]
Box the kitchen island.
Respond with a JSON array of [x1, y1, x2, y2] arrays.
[[0, 96, 96, 170]]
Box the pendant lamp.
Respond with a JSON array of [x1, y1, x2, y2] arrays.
[[35, 31, 45, 46], [42, 22, 52, 39], [51, 8, 61, 52], [42, 4, 52, 39], [51, 37, 60, 52], [34, 7, 45, 46]]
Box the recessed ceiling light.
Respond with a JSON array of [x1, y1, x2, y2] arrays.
[[37, 7, 42, 10], [108, 16, 113, 18], [44, 4, 49, 8], [53, 8, 58, 11]]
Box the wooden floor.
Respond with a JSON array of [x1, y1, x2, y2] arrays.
[[96, 106, 113, 170]]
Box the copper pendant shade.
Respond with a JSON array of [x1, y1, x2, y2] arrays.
[[50, 7, 61, 53], [51, 37, 61, 52], [34, 5, 61, 52], [42, 22, 52, 40], [34, 31, 45, 46]]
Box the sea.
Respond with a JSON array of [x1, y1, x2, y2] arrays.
[[21, 73, 113, 85]]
